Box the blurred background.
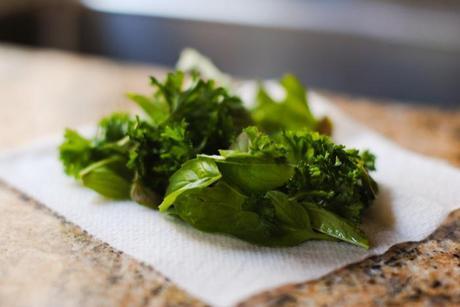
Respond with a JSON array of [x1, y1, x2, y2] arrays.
[[1, 0, 459, 108]]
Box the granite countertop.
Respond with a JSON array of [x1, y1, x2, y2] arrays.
[[0, 44, 459, 306]]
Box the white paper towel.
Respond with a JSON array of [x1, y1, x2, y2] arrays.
[[0, 93, 459, 306]]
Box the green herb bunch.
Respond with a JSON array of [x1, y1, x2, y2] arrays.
[[159, 127, 377, 248], [59, 71, 377, 248], [60, 71, 251, 205]]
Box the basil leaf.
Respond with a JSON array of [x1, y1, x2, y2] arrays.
[[203, 153, 294, 193], [174, 181, 248, 231], [266, 191, 310, 229], [174, 180, 278, 245], [79, 158, 131, 199], [252, 74, 317, 133], [303, 203, 370, 249], [173, 182, 306, 246], [159, 157, 222, 212], [127, 93, 169, 126]]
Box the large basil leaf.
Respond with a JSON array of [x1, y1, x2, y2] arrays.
[[174, 181, 249, 232], [202, 153, 294, 193], [174, 181, 276, 245], [158, 157, 222, 212], [173, 182, 313, 246]]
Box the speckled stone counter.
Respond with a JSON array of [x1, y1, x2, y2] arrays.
[[240, 210, 460, 306], [0, 44, 459, 306], [0, 182, 205, 307]]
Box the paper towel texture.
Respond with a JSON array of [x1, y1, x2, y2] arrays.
[[0, 93, 459, 306]]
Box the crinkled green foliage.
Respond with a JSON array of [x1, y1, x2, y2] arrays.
[[160, 127, 377, 248], [252, 74, 333, 135], [60, 71, 250, 205], [59, 71, 378, 248]]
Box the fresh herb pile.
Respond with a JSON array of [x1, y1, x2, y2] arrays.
[[59, 70, 378, 248]]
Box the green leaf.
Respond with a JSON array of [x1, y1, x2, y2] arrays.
[[231, 126, 287, 158], [281, 74, 316, 124], [174, 183, 331, 246], [360, 150, 377, 171], [251, 74, 320, 133], [159, 157, 222, 212], [59, 129, 94, 178], [303, 203, 370, 249], [266, 191, 310, 229], [267, 229, 332, 246], [172, 182, 285, 246], [229, 129, 250, 152], [127, 93, 169, 125], [79, 158, 131, 199], [95, 113, 132, 143], [60, 113, 134, 181], [150, 72, 184, 112], [205, 153, 294, 193], [174, 181, 250, 232]]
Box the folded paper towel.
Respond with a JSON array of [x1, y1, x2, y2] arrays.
[[0, 93, 458, 306]]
